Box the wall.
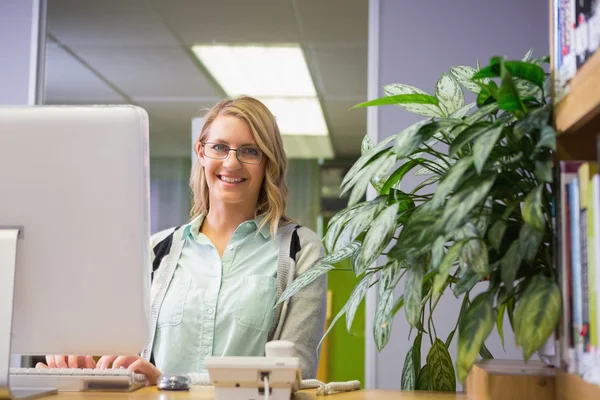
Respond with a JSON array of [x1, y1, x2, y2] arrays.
[[367, 0, 550, 390], [150, 157, 192, 234]]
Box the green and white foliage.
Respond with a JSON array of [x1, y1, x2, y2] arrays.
[[277, 50, 557, 390]]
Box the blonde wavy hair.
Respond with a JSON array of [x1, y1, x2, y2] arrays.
[[189, 96, 290, 237]]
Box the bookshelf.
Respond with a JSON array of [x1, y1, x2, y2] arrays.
[[550, 0, 600, 398], [554, 50, 600, 161]]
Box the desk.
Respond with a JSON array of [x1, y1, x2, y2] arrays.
[[49, 387, 469, 399]]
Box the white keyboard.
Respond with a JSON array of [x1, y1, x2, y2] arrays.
[[9, 368, 146, 392]]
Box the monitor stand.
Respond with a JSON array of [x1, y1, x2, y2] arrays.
[[0, 229, 57, 400]]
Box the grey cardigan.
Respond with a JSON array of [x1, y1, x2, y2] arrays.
[[140, 222, 327, 379]]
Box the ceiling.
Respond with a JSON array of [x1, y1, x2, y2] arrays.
[[43, 0, 368, 159]]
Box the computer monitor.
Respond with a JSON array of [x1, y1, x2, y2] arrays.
[[0, 106, 151, 389]]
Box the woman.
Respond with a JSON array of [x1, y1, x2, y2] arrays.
[[38, 96, 327, 385]]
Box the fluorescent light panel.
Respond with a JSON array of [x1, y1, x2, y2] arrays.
[[192, 45, 317, 97], [191, 44, 328, 136]]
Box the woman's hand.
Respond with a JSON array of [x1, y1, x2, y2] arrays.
[[36, 355, 96, 369], [97, 355, 162, 386]]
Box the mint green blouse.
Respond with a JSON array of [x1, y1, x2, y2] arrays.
[[151, 215, 281, 374]]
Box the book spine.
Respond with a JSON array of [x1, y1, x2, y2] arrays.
[[569, 179, 583, 375]]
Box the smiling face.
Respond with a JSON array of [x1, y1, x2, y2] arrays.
[[196, 115, 266, 211]]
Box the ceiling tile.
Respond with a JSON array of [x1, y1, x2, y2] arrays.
[[296, 0, 368, 43], [311, 44, 368, 98], [323, 100, 366, 157], [47, 0, 179, 46], [151, 0, 300, 44], [71, 47, 222, 98], [44, 43, 125, 102]]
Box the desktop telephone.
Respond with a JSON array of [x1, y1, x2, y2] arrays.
[[204, 340, 360, 400]]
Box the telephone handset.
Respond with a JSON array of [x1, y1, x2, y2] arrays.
[[204, 340, 360, 399]]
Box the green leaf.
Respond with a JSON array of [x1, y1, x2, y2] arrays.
[[352, 93, 439, 109], [434, 241, 464, 294], [518, 223, 544, 264], [464, 103, 499, 125], [496, 289, 507, 350], [346, 273, 374, 333], [391, 294, 405, 316], [535, 156, 553, 183], [435, 73, 465, 116], [456, 292, 495, 381], [447, 293, 471, 347], [324, 241, 361, 264], [453, 269, 481, 296], [374, 286, 395, 351], [277, 263, 334, 304], [401, 346, 417, 390], [357, 202, 400, 275], [449, 121, 493, 157], [498, 63, 525, 113], [440, 173, 497, 234], [488, 220, 507, 252], [473, 126, 503, 174], [513, 104, 551, 140], [393, 206, 443, 259], [450, 66, 481, 93], [412, 332, 423, 373], [361, 135, 374, 155], [405, 260, 424, 327], [416, 365, 431, 391], [479, 342, 493, 359], [504, 60, 545, 88], [536, 125, 557, 151], [501, 241, 522, 292], [431, 236, 446, 269], [384, 83, 445, 118], [333, 197, 387, 252], [431, 156, 473, 208], [427, 339, 457, 391], [380, 158, 425, 195], [514, 274, 561, 361], [522, 185, 545, 232]]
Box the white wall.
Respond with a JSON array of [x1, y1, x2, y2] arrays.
[[366, 0, 549, 390]]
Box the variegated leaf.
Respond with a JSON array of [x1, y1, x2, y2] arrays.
[[473, 125, 503, 173], [384, 83, 445, 117], [514, 274, 561, 361], [434, 241, 464, 294], [515, 78, 541, 99], [324, 241, 361, 265], [427, 339, 457, 391], [380, 259, 403, 290], [496, 288, 507, 349], [431, 236, 446, 269], [453, 269, 480, 297], [277, 263, 334, 304], [325, 201, 370, 252], [348, 170, 370, 207], [518, 223, 543, 264], [374, 287, 394, 351], [371, 154, 398, 193], [333, 197, 387, 252], [460, 238, 488, 276], [435, 73, 465, 116], [401, 346, 416, 390], [345, 272, 374, 332], [405, 260, 424, 327], [464, 103, 499, 125], [361, 135, 374, 155], [431, 156, 473, 208], [536, 125, 557, 151], [416, 365, 431, 391], [414, 166, 435, 176], [449, 121, 493, 157], [535, 157, 553, 183], [395, 119, 431, 159], [456, 292, 495, 381], [501, 241, 522, 292], [341, 135, 397, 189], [441, 173, 496, 234], [449, 66, 481, 93], [522, 185, 545, 232], [318, 302, 347, 351], [450, 102, 476, 120], [522, 48, 534, 61], [357, 203, 400, 275], [410, 175, 441, 194], [342, 152, 393, 197]]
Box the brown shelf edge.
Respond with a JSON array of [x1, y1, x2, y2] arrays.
[[554, 50, 600, 138], [556, 370, 600, 400]]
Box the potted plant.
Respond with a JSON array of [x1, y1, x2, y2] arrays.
[[277, 50, 560, 391]]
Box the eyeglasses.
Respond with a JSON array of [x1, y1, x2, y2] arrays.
[[202, 142, 263, 164]]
